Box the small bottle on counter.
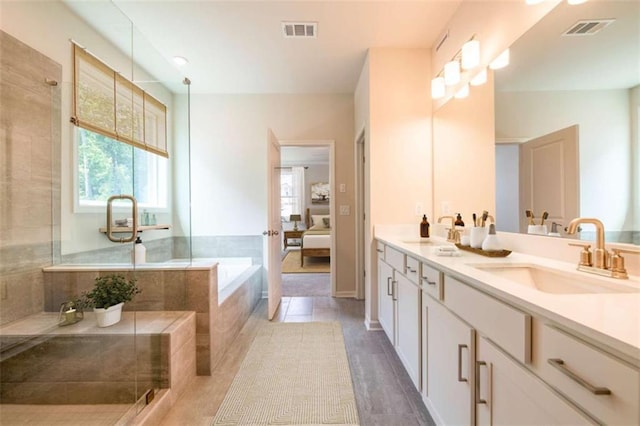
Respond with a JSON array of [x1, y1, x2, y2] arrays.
[[132, 236, 146, 264], [481, 224, 501, 251], [420, 214, 430, 238], [455, 213, 465, 227]]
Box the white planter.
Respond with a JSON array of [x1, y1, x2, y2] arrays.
[[94, 302, 124, 327]]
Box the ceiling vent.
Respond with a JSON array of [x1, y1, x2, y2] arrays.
[[282, 22, 317, 38], [562, 19, 614, 36]]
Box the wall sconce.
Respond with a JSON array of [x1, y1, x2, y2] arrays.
[[470, 68, 487, 86], [454, 84, 469, 99], [444, 60, 461, 86], [489, 48, 510, 70], [289, 214, 302, 231], [431, 76, 446, 99], [461, 39, 480, 70]]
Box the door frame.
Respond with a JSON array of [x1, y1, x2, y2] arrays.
[[355, 128, 366, 300], [278, 139, 336, 297]]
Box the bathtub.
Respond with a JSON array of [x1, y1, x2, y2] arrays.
[[166, 257, 260, 303]]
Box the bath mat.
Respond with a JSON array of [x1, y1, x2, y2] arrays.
[[212, 322, 359, 426], [281, 250, 330, 274]]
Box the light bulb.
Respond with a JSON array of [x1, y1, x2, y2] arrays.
[[173, 56, 189, 66], [461, 40, 480, 70], [470, 68, 487, 86], [444, 60, 460, 86], [454, 84, 469, 99], [489, 49, 510, 70], [431, 77, 446, 99]]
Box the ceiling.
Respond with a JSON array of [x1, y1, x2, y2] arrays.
[[495, 0, 639, 92], [65, 0, 461, 94]]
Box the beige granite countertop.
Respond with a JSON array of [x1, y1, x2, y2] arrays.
[[375, 227, 640, 365]]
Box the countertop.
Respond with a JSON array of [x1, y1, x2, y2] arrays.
[[375, 229, 640, 365]]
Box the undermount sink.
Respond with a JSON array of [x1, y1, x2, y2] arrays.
[[469, 263, 640, 294]]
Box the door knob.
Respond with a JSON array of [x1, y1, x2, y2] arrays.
[[262, 230, 272, 236], [273, 230, 279, 236]]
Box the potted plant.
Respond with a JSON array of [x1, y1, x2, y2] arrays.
[[80, 274, 141, 327]]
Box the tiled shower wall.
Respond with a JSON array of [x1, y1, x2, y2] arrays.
[[0, 31, 62, 326]]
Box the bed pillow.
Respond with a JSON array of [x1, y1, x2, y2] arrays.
[[310, 214, 330, 230]]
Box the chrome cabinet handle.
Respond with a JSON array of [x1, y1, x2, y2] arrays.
[[547, 359, 611, 395], [387, 277, 392, 296], [406, 266, 417, 274], [376, 248, 384, 253], [422, 277, 436, 286], [392, 280, 398, 301], [457, 344, 468, 382], [475, 361, 487, 404]]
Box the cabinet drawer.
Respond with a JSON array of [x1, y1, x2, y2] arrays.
[[444, 275, 531, 363], [535, 324, 640, 425], [421, 262, 442, 300], [405, 255, 420, 284], [385, 245, 405, 272], [376, 241, 385, 260]]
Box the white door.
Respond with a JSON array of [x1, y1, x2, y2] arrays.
[[266, 129, 282, 320], [520, 125, 579, 233], [396, 274, 421, 390]]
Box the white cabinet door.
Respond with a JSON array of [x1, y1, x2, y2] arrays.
[[476, 336, 592, 426], [425, 295, 475, 426], [396, 273, 420, 390], [377, 259, 395, 345]]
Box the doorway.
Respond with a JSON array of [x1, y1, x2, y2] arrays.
[[278, 141, 336, 298]]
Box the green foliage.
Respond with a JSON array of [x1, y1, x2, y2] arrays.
[[81, 274, 141, 309]]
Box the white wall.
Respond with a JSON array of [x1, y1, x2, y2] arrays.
[[1, 1, 180, 254], [185, 93, 356, 294], [495, 89, 633, 231]]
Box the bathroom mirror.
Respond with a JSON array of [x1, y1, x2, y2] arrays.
[[494, 0, 639, 244]]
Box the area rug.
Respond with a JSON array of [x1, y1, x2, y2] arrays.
[[281, 249, 330, 273], [212, 322, 359, 426]]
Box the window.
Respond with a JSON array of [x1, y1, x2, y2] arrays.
[[280, 167, 305, 220], [77, 128, 167, 209]]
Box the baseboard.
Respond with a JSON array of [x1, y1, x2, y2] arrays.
[[364, 315, 382, 331], [334, 290, 356, 298]]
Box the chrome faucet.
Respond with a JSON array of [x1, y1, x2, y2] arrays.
[[438, 216, 460, 243], [566, 217, 638, 279]]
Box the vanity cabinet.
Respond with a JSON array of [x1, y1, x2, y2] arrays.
[[377, 258, 395, 344], [375, 237, 639, 426], [423, 292, 475, 426], [476, 335, 592, 425], [396, 272, 420, 389], [376, 243, 422, 389]]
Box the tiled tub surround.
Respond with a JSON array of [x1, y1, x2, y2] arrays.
[[43, 259, 262, 375], [0, 311, 195, 405], [0, 30, 62, 327]]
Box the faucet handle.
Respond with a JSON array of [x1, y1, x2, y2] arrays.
[[569, 243, 592, 267]]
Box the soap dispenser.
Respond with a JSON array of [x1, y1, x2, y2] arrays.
[[454, 213, 464, 227], [481, 224, 501, 251], [420, 214, 430, 238], [132, 236, 146, 265]]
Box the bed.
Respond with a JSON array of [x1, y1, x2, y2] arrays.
[[300, 208, 331, 266]]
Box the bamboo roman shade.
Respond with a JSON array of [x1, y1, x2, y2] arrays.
[[72, 44, 168, 158]]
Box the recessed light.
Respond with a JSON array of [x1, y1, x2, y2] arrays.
[[173, 56, 189, 66]]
